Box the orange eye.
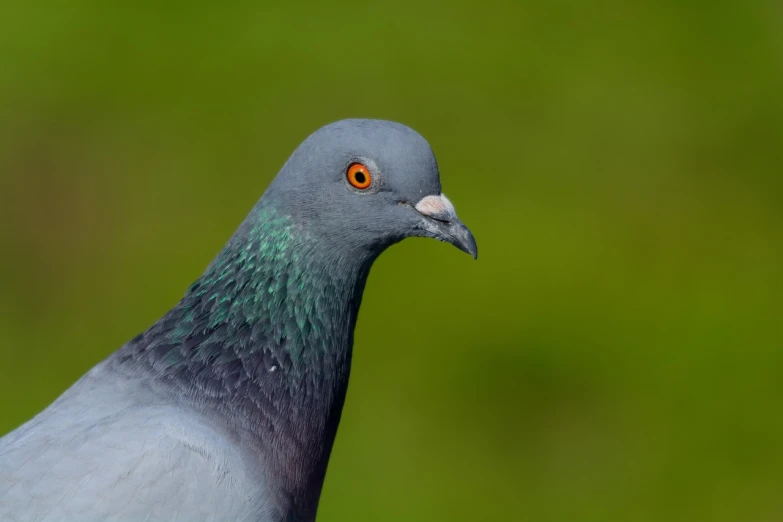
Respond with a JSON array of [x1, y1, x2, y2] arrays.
[[346, 163, 372, 190]]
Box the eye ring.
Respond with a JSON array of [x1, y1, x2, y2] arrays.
[[346, 163, 372, 190]]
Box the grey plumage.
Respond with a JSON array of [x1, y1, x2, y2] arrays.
[[0, 119, 476, 521]]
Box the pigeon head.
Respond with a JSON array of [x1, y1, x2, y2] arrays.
[[263, 119, 477, 260]]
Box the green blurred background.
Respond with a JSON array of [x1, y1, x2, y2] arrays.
[[1, 1, 782, 520]]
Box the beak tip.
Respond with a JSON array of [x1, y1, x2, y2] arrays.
[[467, 242, 478, 261], [454, 225, 478, 260]]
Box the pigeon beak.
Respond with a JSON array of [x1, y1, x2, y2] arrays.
[[414, 194, 478, 259]]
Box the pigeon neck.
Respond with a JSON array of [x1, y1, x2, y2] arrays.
[[188, 203, 373, 372], [166, 201, 371, 388], [115, 203, 375, 515]]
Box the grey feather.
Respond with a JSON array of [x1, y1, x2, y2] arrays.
[[1, 363, 278, 521]]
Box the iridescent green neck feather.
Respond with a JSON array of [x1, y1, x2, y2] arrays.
[[115, 199, 372, 408]]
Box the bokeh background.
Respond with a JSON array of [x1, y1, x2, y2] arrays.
[[1, 1, 782, 520]]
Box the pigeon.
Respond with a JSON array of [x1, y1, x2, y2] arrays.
[[0, 119, 477, 521]]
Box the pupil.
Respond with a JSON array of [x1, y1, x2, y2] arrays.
[[355, 172, 366, 184]]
